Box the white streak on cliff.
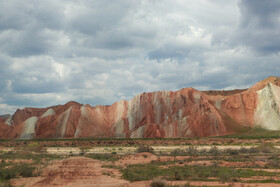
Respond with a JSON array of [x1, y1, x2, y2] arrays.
[[254, 83, 280, 130], [127, 94, 141, 130], [4, 116, 12, 126], [115, 101, 126, 138], [131, 126, 144, 138], [41, 108, 55, 118], [19, 116, 38, 140], [60, 106, 72, 138], [75, 106, 86, 138]]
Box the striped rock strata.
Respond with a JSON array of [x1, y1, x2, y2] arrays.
[[0, 76, 280, 139]]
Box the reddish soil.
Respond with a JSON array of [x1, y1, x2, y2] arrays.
[[167, 181, 280, 187], [159, 160, 267, 168], [115, 152, 158, 166], [0, 159, 33, 164], [11, 157, 129, 187], [115, 152, 192, 166], [9, 155, 280, 187], [220, 160, 266, 167]]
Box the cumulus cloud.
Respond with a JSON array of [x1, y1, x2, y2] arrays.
[[0, 0, 279, 114]]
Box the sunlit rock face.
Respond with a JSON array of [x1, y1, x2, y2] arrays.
[[254, 83, 280, 130], [220, 91, 257, 127], [1, 77, 280, 139]]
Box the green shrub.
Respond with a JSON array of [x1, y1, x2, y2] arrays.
[[102, 171, 111, 176], [0, 181, 11, 187], [27, 142, 45, 153], [170, 149, 186, 156], [267, 157, 280, 168], [19, 165, 35, 177], [174, 171, 182, 180], [259, 143, 274, 153], [186, 147, 198, 156], [121, 160, 276, 182], [208, 146, 220, 156], [101, 164, 116, 169], [150, 178, 166, 187], [248, 147, 259, 153], [86, 154, 119, 162], [217, 168, 234, 182], [136, 145, 154, 154], [225, 148, 239, 155], [240, 147, 249, 153], [0, 164, 36, 181]]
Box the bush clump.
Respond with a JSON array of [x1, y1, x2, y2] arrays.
[[259, 143, 274, 153], [186, 146, 198, 156], [170, 148, 186, 156], [136, 145, 154, 154], [27, 142, 45, 153], [208, 146, 220, 156], [0, 164, 36, 181], [150, 178, 166, 187], [86, 154, 119, 162]]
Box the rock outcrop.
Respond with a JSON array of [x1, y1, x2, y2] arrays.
[[1, 76, 280, 139]]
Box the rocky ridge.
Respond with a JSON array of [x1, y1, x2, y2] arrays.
[[1, 76, 280, 139]]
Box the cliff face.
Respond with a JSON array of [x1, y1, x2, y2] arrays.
[[1, 77, 280, 139]]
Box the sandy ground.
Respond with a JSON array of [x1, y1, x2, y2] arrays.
[[0, 145, 259, 155], [10, 154, 280, 187], [44, 145, 257, 155], [11, 157, 129, 187]]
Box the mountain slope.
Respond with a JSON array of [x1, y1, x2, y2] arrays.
[[0, 77, 280, 139]]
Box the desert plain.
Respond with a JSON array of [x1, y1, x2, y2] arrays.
[[1, 133, 280, 187]]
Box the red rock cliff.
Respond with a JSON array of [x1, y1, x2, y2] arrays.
[[1, 76, 280, 139]]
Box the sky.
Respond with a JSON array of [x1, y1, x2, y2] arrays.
[[0, 0, 280, 114]]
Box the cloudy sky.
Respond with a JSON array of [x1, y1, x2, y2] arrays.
[[0, 0, 280, 114]]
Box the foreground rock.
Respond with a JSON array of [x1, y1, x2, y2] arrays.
[[1, 76, 280, 139]]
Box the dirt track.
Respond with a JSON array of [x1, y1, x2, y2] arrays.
[[11, 157, 129, 187]]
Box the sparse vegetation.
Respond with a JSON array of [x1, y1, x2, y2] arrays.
[[0, 149, 63, 185], [121, 162, 277, 182], [1, 135, 280, 185], [26, 142, 45, 153], [150, 178, 167, 187], [102, 171, 111, 176], [0, 151, 60, 162], [136, 145, 154, 153], [86, 154, 119, 162]]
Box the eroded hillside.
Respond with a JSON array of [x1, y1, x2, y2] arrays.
[[1, 76, 280, 139]]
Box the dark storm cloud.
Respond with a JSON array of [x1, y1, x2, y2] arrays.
[[0, 0, 280, 114], [234, 0, 280, 54]]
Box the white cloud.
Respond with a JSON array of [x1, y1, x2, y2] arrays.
[[0, 104, 21, 115]]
